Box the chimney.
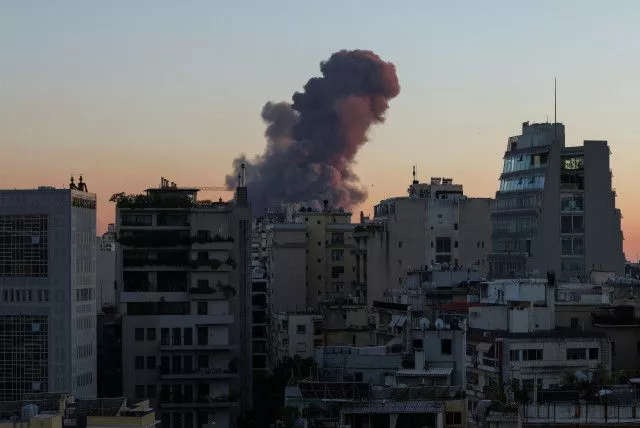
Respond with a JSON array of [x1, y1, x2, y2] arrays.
[[360, 211, 364, 224], [323, 199, 329, 212]]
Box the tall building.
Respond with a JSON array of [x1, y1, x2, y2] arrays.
[[115, 178, 251, 428], [266, 202, 358, 311], [0, 178, 97, 400], [489, 122, 625, 280], [359, 176, 492, 305], [96, 224, 116, 310]]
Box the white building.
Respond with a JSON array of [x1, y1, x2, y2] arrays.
[[0, 179, 97, 400], [272, 312, 323, 362], [465, 277, 611, 404], [96, 224, 116, 310], [115, 179, 251, 428]]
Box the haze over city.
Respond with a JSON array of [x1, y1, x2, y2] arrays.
[[2, 0, 639, 257]]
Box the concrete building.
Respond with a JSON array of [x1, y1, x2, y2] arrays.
[[360, 176, 492, 306], [266, 202, 358, 311], [464, 277, 611, 404], [272, 312, 323, 361], [489, 121, 625, 280], [115, 178, 251, 428], [0, 179, 97, 400], [97, 224, 116, 311], [0, 394, 158, 428], [250, 267, 269, 374]]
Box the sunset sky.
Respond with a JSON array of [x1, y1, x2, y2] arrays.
[[1, 1, 639, 259]]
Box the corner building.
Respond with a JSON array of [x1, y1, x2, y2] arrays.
[[0, 184, 97, 400], [489, 122, 625, 280]]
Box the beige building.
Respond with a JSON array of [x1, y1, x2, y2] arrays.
[[266, 203, 358, 311], [358, 177, 492, 306]]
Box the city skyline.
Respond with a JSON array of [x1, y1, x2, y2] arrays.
[[2, 1, 639, 257]]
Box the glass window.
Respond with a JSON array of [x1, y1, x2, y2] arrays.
[[561, 195, 584, 212], [134, 328, 144, 341], [146, 328, 156, 341], [441, 339, 452, 355], [562, 237, 584, 256]]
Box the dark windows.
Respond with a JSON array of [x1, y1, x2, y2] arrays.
[[589, 348, 599, 360], [296, 324, 306, 334], [184, 328, 193, 346], [561, 215, 584, 234], [0, 214, 49, 278], [522, 349, 543, 361], [566, 348, 586, 360], [160, 328, 170, 345], [435, 237, 451, 253], [441, 339, 452, 355], [134, 356, 145, 370], [146, 328, 156, 341], [172, 328, 181, 345], [197, 302, 208, 315], [146, 356, 156, 370], [134, 328, 144, 341]]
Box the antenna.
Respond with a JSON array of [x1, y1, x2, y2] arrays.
[[554, 78, 557, 124], [412, 164, 418, 184]]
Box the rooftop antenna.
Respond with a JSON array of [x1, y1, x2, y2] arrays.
[[554, 78, 557, 124], [412, 164, 418, 184]]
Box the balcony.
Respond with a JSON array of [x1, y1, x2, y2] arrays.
[[159, 368, 238, 380], [118, 231, 192, 248], [159, 395, 239, 409], [160, 344, 236, 352]]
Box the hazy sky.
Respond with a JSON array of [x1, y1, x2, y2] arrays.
[[1, 1, 639, 258]]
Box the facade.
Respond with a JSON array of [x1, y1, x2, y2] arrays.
[[115, 178, 251, 428], [272, 312, 323, 361], [489, 121, 625, 280], [0, 181, 97, 400], [266, 203, 358, 311], [250, 267, 269, 373], [361, 176, 492, 306], [97, 224, 116, 310]]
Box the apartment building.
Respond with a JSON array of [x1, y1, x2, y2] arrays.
[[97, 224, 116, 310], [266, 202, 358, 311], [489, 121, 625, 280], [272, 312, 323, 361], [115, 178, 251, 428], [251, 267, 269, 374], [464, 277, 611, 404], [0, 179, 97, 400], [361, 176, 492, 305]]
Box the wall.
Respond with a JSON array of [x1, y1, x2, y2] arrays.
[[458, 198, 493, 274], [267, 225, 307, 312]]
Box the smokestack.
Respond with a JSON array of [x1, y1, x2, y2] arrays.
[[226, 50, 400, 214]]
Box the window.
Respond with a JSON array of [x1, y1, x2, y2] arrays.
[[146, 356, 156, 370], [197, 327, 208, 345], [445, 412, 462, 425], [160, 328, 170, 345], [331, 250, 344, 261], [146, 328, 156, 341], [510, 350, 520, 361], [0, 214, 49, 278], [570, 318, 579, 329], [435, 237, 452, 253], [198, 354, 208, 369], [561, 215, 584, 234], [147, 384, 156, 398], [354, 372, 363, 382], [135, 356, 145, 370], [562, 237, 584, 256], [134, 328, 144, 341], [522, 349, 543, 361], [197, 279, 208, 289], [135, 385, 145, 398], [172, 327, 181, 345], [561, 195, 584, 212], [197, 251, 208, 261], [184, 328, 193, 346], [197, 302, 208, 315], [441, 339, 452, 355], [331, 266, 344, 279], [296, 324, 306, 334], [196, 230, 210, 242], [589, 348, 599, 360], [331, 232, 344, 245], [398, 241, 403, 248], [612, 341, 616, 355], [566, 348, 586, 360]]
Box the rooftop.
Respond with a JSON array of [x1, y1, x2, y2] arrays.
[[342, 400, 443, 415], [468, 327, 609, 340]]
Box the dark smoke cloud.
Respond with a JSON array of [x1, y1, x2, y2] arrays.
[[226, 49, 400, 214]]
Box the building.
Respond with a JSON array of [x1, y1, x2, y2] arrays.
[[115, 178, 251, 428], [272, 312, 323, 361], [0, 394, 158, 428], [97, 224, 117, 310], [266, 201, 358, 311], [0, 178, 97, 400], [96, 308, 122, 398], [361, 176, 492, 306], [489, 121, 625, 280], [464, 277, 611, 405], [250, 267, 269, 374]]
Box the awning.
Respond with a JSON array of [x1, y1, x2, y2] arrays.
[[476, 342, 494, 353], [389, 315, 407, 329]]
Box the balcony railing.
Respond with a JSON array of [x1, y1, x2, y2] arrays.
[[159, 367, 238, 380]]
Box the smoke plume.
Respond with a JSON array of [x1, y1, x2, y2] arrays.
[[225, 49, 400, 214]]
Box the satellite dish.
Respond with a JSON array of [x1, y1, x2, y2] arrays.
[[419, 318, 430, 330], [435, 319, 445, 330]]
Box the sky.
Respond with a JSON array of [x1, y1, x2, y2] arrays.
[[1, 1, 639, 258]]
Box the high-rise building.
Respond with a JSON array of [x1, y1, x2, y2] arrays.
[[266, 202, 358, 312], [0, 178, 97, 400], [115, 178, 251, 428], [96, 224, 116, 311], [488, 122, 625, 280], [359, 176, 493, 305]]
